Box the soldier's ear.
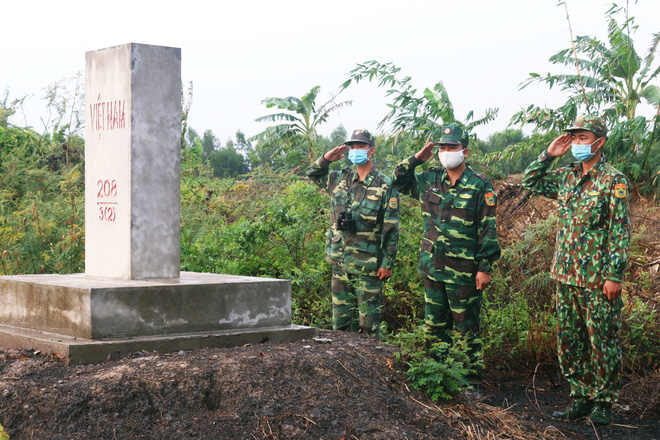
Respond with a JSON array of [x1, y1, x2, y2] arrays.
[[593, 137, 606, 153]]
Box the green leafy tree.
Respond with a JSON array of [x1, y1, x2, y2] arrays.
[[200, 129, 220, 160], [249, 137, 307, 172], [233, 130, 253, 157], [250, 86, 352, 163], [315, 125, 347, 154], [329, 125, 347, 147], [476, 129, 526, 155], [340, 61, 498, 149], [209, 145, 249, 178], [471, 129, 559, 178], [185, 127, 200, 149]]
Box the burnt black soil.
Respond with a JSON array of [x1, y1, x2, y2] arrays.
[[0, 329, 658, 440]]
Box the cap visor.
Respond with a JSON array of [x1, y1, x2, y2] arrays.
[[433, 140, 460, 146]]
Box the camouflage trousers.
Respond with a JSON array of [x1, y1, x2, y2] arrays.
[[557, 283, 623, 403], [331, 268, 383, 338], [424, 278, 482, 367]]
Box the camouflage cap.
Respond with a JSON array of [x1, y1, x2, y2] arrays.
[[564, 115, 608, 138], [345, 129, 375, 146], [434, 123, 469, 147]]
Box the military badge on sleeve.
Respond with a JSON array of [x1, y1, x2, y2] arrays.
[[614, 183, 627, 199], [389, 197, 398, 209], [484, 191, 496, 207]]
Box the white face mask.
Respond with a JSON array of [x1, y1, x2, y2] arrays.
[[438, 149, 465, 169]]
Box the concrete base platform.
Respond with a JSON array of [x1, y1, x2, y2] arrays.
[[0, 271, 315, 364], [0, 322, 315, 365]]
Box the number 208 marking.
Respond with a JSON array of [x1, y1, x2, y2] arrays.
[[97, 179, 118, 198]]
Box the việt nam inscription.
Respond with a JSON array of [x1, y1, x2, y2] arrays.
[[88, 96, 126, 136]]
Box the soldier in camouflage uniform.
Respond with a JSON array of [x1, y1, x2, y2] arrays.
[[523, 115, 630, 425], [393, 124, 501, 384], [307, 129, 399, 339]]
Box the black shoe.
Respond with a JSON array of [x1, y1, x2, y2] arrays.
[[551, 400, 594, 420], [588, 402, 612, 425]]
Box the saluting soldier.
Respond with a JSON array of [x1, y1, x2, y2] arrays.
[[393, 124, 501, 387], [523, 115, 630, 425], [307, 129, 399, 339]]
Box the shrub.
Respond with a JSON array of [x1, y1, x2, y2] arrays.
[[388, 327, 476, 401]]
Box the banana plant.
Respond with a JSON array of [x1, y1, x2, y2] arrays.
[[511, 3, 660, 191], [250, 86, 351, 163]]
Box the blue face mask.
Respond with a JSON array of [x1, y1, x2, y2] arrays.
[[571, 143, 596, 162], [348, 148, 370, 166]]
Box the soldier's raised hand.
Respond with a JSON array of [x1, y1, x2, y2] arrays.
[[547, 133, 572, 157], [415, 142, 435, 162], [324, 144, 347, 162]]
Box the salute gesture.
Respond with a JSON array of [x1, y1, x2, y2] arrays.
[[415, 142, 435, 162], [323, 144, 347, 162], [547, 133, 572, 157]]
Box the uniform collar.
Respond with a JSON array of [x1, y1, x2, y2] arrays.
[[441, 163, 473, 186], [351, 166, 378, 185], [570, 155, 607, 178]]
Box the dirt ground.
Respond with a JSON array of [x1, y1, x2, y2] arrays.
[[0, 329, 658, 440]]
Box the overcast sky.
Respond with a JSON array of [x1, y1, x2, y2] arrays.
[[2, 0, 658, 145]]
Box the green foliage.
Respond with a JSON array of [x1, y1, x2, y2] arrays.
[[340, 60, 498, 146], [388, 327, 474, 401], [179, 153, 332, 327], [0, 125, 84, 275], [481, 216, 558, 366], [209, 146, 249, 178], [472, 130, 561, 179], [0, 421, 9, 440], [184, 128, 251, 178], [380, 196, 425, 332], [621, 297, 659, 370], [0, 79, 86, 276], [620, 224, 660, 369], [200, 129, 220, 160]]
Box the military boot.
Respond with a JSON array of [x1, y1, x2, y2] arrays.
[[551, 400, 594, 420], [587, 402, 612, 425]]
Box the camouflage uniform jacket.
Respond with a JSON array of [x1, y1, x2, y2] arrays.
[[306, 156, 400, 276], [393, 156, 501, 285], [523, 152, 630, 289]]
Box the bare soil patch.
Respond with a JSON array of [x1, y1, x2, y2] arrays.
[[1, 329, 657, 440]]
